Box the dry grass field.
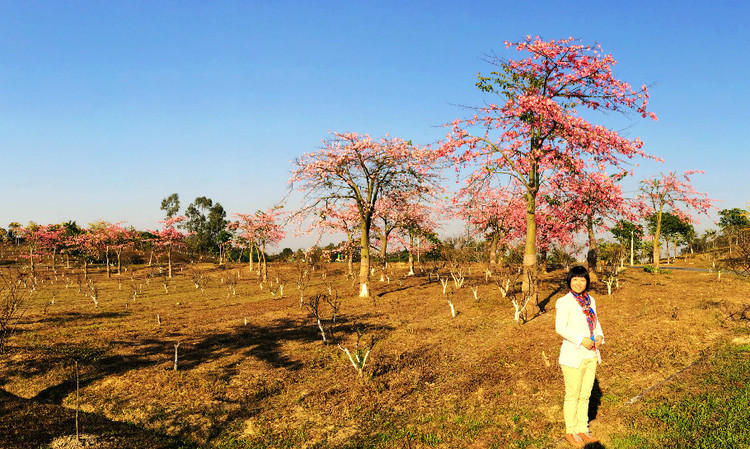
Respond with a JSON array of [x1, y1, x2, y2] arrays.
[[1, 255, 748, 448]]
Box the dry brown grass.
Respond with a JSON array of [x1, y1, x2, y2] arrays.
[[0, 256, 748, 448]]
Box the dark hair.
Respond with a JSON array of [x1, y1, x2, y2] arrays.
[[567, 265, 590, 291]]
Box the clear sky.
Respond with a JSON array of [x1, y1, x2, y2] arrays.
[[1, 1, 748, 249]]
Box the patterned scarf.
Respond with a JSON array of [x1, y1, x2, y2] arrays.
[[571, 291, 597, 339]]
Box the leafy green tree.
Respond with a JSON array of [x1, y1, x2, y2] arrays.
[[647, 212, 693, 262], [7, 223, 22, 245], [718, 208, 750, 229], [610, 220, 644, 265], [184, 196, 228, 255], [718, 208, 750, 256], [160, 193, 181, 219], [278, 248, 294, 261]]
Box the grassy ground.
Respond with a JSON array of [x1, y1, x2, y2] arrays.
[[0, 254, 748, 448]]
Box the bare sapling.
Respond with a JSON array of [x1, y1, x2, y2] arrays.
[[502, 269, 532, 324], [226, 274, 238, 297], [497, 278, 511, 298], [337, 324, 377, 378], [304, 293, 341, 344], [600, 263, 622, 295], [450, 267, 465, 288], [191, 270, 205, 290], [269, 283, 282, 299], [470, 285, 479, 301], [75, 360, 80, 441], [1, 269, 30, 354], [444, 289, 456, 318], [173, 341, 180, 370], [440, 277, 449, 294], [87, 279, 99, 307], [598, 242, 625, 295]]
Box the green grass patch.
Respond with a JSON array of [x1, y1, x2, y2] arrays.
[[615, 343, 750, 448]]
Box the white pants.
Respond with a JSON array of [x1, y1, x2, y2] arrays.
[[561, 357, 597, 434]]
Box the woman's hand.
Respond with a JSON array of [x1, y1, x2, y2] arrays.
[[581, 338, 595, 350], [594, 335, 603, 348]]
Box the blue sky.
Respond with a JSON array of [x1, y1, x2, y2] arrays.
[[1, 1, 748, 249]]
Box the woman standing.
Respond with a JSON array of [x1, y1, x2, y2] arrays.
[[555, 265, 604, 448]]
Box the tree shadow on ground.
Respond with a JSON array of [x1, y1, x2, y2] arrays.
[[13, 308, 392, 407], [177, 312, 392, 372], [0, 388, 199, 449]]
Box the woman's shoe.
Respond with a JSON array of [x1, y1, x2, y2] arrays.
[[565, 433, 584, 448], [578, 432, 599, 443]]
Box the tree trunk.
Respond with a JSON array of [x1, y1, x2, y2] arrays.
[[586, 217, 598, 282], [347, 239, 354, 277], [408, 233, 415, 276], [105, 245, 111, 278], [248, 246, 254, 272], [261, 243, 268, 282], [489, 232, 498, 271], [522, 189, 538, 298], [652, 206, 663, 270], [359, 222, 370, 297], [167, 247, 173, 278]]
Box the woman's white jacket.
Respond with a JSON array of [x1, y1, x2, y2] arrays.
[[555, 291, 604, 368]]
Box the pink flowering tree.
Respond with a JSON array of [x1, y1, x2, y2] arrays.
[[18, 223, 43, 275], [442, 36, 658, 294], [291, 132, 441, 297], [83, 221, 135, 277], [551, 170, 637, 276], [232, 207, 285, 282], [308, 203, 361, 276], [391, 200, 439, 276], [638, 170, 716, 269], [148, 217, 188, 278], [454, 180, 524, 270], [71, 228, 99, 279], [371, 189, 440, 275], [102, 222, 135, 276]]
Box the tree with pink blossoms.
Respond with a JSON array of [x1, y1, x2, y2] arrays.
[[454, 180, 524, 270], [391, 203, 439, 276], [291, 132, 441, 297], [18, 223, 44, 275], [100, 222, 136, 276], [443, 36, 658, 294], [551, 170, 636, 277], [307, 203, 361, 277], [372, 189, 439, 277], [638, 170, 716, 270], [148, 217, 188, 278], [70, 228, 100, 279], [232, 207, 285, 282]]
